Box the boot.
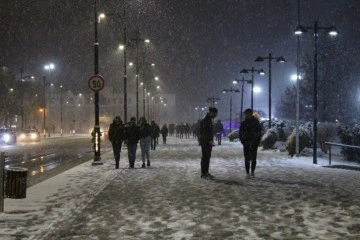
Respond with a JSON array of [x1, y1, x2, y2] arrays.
[[147, 160, 150, 167]]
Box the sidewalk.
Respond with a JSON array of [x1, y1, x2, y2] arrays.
[[1, 137, 360, 239]]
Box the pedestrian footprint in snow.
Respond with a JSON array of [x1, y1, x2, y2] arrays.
[[198, 107, 218, 179], [108, 116, 126, 169], [239, 108, 262, 179]]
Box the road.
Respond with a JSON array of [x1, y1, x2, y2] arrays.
[[0, 134, 111, 186]]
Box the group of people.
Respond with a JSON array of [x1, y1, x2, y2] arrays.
[[108, 116, 169, 169], [198, 107, 262, 179], [107, 107, 262, 180]]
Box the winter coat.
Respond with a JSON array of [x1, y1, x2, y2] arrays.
[[214, 122, 224, 134], [198, 113, 214, 146], [239, 116, 262, 146], [108, 122, 126, 144], [151, 123, 160, 138], [139, 123, 152, 138], [161, 126, 168, 136], [125, 123, 141, 144]]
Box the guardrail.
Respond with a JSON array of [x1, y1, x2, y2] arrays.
[[325, 142, 360, 165]]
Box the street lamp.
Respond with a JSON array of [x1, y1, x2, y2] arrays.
[[294, 21, 338, 164], [92, 0, 103, 165], [240, 67, 265, 109], [207, 96, 220, 107], [60, 85, 64, 136], [222, 87, 240, 132], [130, 32, 150, 121], [141, 61, 156, 117], [100, 10, 127, 122], [255, 53, 285, 129], [233, 77, 252, 121], [44, 63, 55, 137]]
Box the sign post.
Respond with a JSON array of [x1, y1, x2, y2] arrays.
[[89, 75, 105, 165]]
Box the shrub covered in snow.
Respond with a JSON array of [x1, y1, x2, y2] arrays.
[[261, 127, 278, 149], [285, 126, 312, 157], [317, 122, 337, 153], [337, 124, 360, 162]]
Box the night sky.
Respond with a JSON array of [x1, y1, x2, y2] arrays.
[[1, 0, 360, 122]]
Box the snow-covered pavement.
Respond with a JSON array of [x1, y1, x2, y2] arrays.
[[1, 137, 360, 239]]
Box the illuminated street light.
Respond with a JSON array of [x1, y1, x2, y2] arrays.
[[255, 53, 285, 129], [240, 67, 265, 109], [294, 21, 338, 164]]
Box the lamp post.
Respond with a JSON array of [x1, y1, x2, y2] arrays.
[[295, 21, 338, 164], [42, 76, 47, 138], [131, 32, 150, 121], [255, 53, 285, 129], [207, 96, 220, 107], [44, 63, 55, 137], [60, 84, 64, 136], [92, 0, 103, 165], [100, 9, 128, 122], [240, 67, 265, 109], [142, 61, 155, 117], [222, 87, 240, 132], [233, 77, 252, 121]]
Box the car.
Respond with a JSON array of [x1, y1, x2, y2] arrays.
[[18, 129, 41, 142], [0, 128, 17, 145]]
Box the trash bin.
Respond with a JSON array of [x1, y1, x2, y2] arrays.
[[5, 167, 27, 199]]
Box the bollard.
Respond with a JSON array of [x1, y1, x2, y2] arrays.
[[0, 152, 5, 212]]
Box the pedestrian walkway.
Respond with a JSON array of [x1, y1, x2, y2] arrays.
[[1, 137, 360, 239]]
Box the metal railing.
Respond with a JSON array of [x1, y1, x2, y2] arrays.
[[325, 142, 360, 165]]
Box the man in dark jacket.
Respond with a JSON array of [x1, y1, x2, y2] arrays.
[[160, 124, 168, 144], [125, 117, 140, 168], [239, 108, 262, 179], [199, 107, 218, 179], [108, 116, 125, 169], [150, 120, 160, 150]]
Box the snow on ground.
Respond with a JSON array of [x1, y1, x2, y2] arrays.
[[1, 137, 360, 239]]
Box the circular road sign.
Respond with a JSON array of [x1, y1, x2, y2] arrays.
[[88, 75, 105, 92]]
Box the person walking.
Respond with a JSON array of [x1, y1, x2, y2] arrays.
[[125, 117, 140, 168], [198, 107, 218, 179], [239, 108, 262, 179], [214, 120, 224, 145], [150, 120, 160, 150], [108, 116, 126, 169], [139, 117, 152, 168], [160, 124, 168, 144]]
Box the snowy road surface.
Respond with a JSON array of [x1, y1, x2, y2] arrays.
[[1, 137, 360, 239]]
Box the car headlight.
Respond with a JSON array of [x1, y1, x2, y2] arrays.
[[3, 133, 11, 142], [19, 133, 26, 139], [30, 133, 37, 139]]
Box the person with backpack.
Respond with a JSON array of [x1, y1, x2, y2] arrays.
[[198, 107, 218, 179], [108, 116, 126, 169], [160, 124, 169, 144], [125, 117, 141, 168], [239, 109, 262, 179], [139, 117, 152, 168]]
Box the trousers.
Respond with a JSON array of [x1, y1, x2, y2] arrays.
[[201, 144, 213, 174]]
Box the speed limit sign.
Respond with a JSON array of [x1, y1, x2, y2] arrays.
[[88, 75, 105, 92]]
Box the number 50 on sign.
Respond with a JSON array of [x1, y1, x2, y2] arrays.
[[88, 75, 105, 92]]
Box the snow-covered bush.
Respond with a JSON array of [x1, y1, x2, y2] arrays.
[[337, 124, 360, 162], [261, 127, 278, 149], [317, 122, 337, 153], [285, 126, 312, 157]]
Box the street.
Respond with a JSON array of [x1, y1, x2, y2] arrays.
[[0, 134, 111, 186]]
